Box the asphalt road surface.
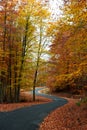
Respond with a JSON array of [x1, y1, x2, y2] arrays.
[[0, 87, 68, 130]]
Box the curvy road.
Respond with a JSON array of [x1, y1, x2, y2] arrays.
[[0, 87, 68, 130]]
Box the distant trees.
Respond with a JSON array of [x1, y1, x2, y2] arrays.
[[47, 0, 87, 95]]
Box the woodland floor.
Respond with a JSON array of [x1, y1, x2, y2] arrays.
[[0, 91, 87, 130], [39, 92, 87, 130], [0, 91, 52, 112]]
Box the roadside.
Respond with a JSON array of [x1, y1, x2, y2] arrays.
[[0, 88, 68, 130], [39, 92, 87, 130], [0, 90, 52, 112], [1, 87, 86, 130]]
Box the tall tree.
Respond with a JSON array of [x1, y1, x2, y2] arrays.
[[18, 0, 50, 101], [0, 0, 21, 102]]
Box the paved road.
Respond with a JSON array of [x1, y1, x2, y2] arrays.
[[0, 87, 68, 130]]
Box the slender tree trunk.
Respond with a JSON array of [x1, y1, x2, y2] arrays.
[[33, 66, 38, 101], [0, 85, 3, 103], [14, 68, 17, 102], [17, 16, 29, 102], [32, 23, 42, 101], [14, 50, 18, 102], [8, 19, 13, 102], [0, 2, 7, 103]]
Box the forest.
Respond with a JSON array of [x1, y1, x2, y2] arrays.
[[47, 0, 87, 95], [0, 0, 87, 103]]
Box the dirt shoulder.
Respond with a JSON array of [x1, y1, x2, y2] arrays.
[[39, 93, 87, 130]]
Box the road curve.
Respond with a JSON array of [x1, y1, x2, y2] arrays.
[[0, 87, 68, 130]]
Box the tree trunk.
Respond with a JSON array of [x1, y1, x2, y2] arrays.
[[17, 16, 29, 102], [32, 22, 42, 101]]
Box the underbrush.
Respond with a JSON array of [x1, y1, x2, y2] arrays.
[[76, 97, 87, 106]]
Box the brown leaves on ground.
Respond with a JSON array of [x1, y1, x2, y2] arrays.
[[0, 90, 87, 130], [0, 91, 52, 112], [39, 98, 87, 130]]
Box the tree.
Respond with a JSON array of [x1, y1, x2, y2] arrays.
[[0, 0, 20, 103], [17, 0, 50, 101], [47, 0, 87, 94]]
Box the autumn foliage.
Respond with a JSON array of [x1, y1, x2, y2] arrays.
[[47, 0, 87, 95], [0, 0, 87, 103], [0, 0, 50, 103]]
